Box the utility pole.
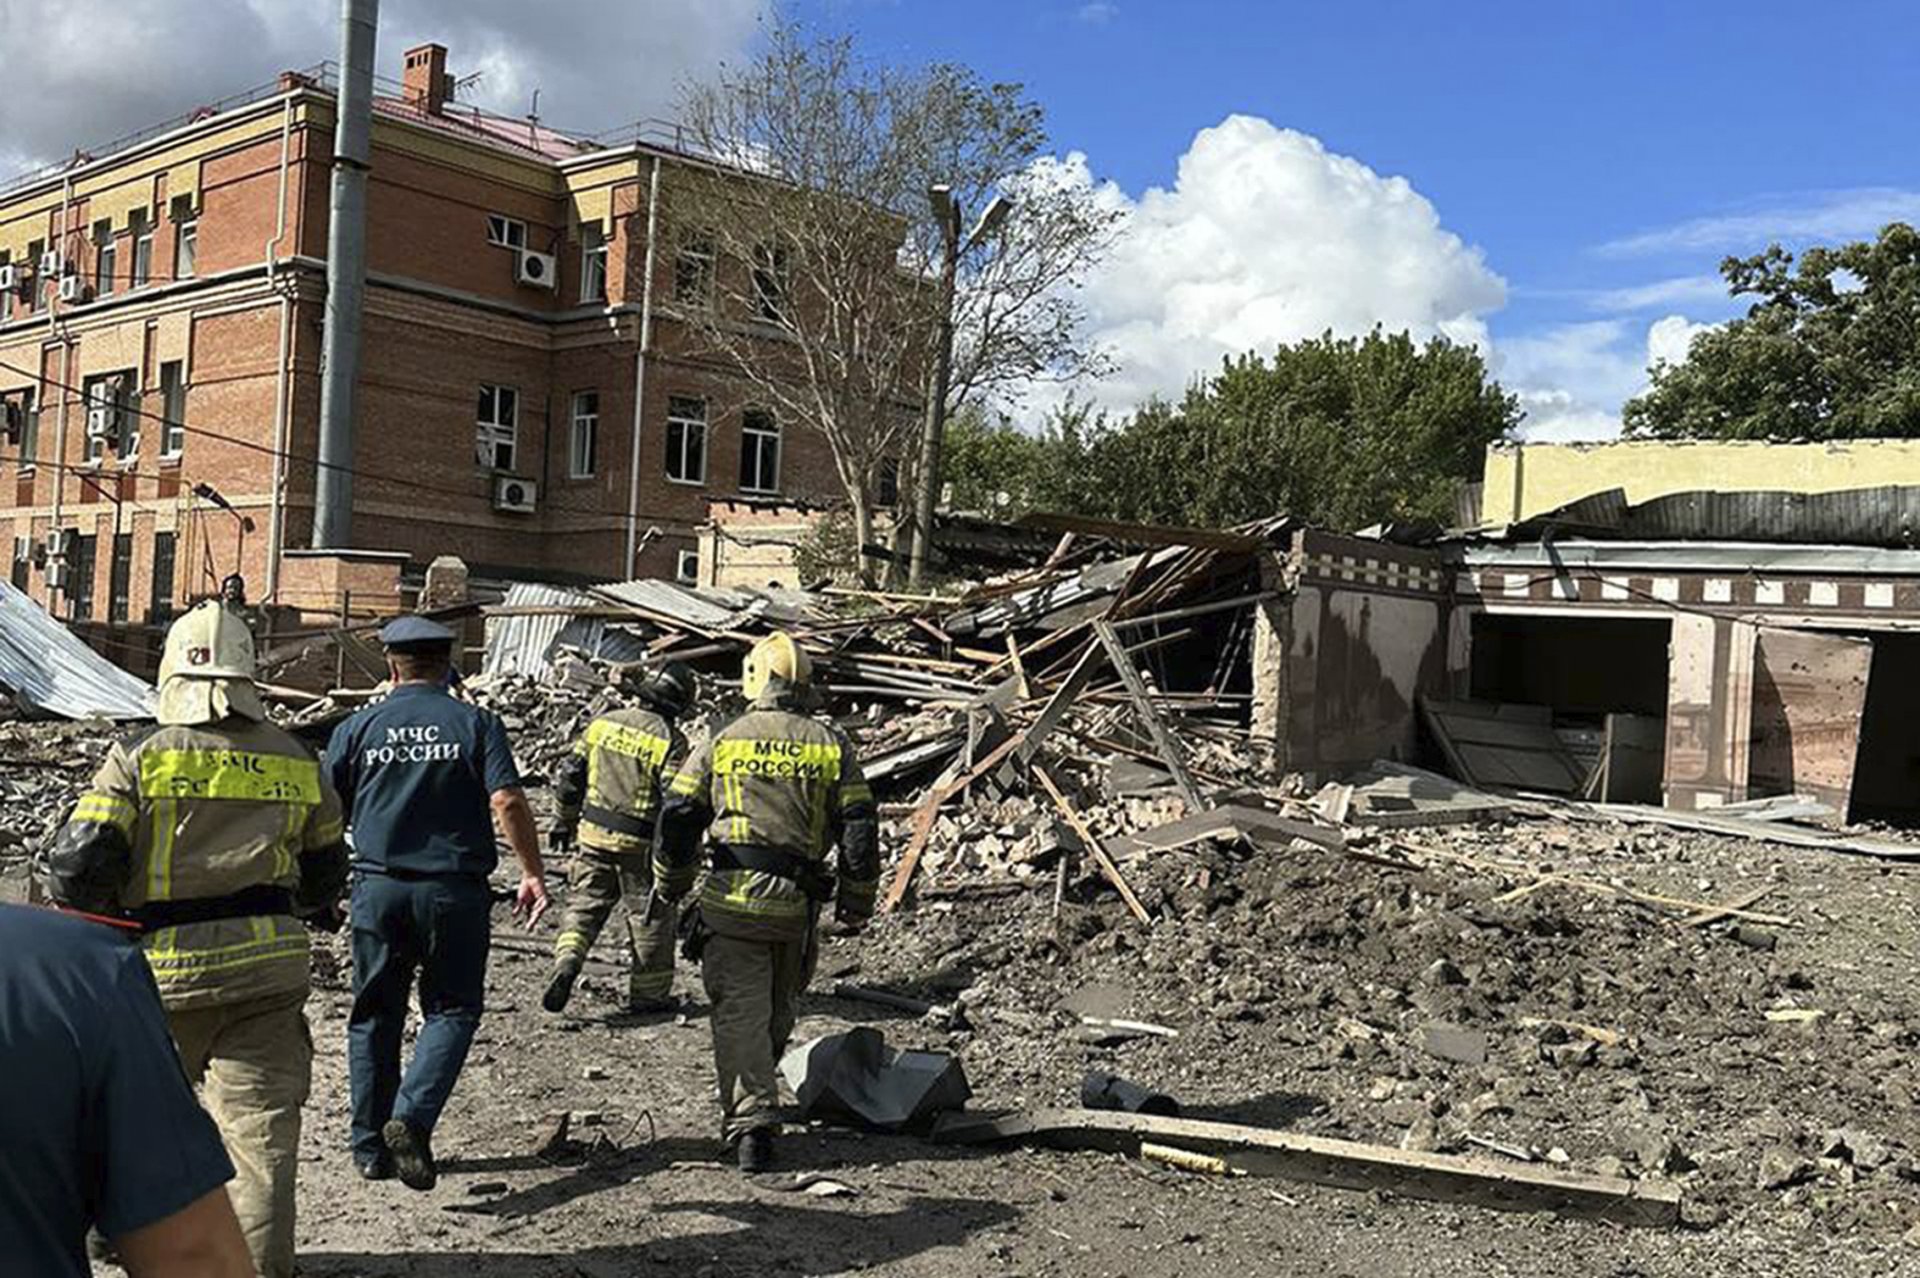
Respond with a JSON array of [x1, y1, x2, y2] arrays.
[[908, 188, 1010, 589], [312, 0, 378, 548]]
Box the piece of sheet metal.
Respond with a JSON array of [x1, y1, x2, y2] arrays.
[[0, 582, 154, 719]]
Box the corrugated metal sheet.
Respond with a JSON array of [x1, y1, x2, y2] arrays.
[[589, 579, 820, 631], [1503, 485, 1920, 548], [482, 583, 600, 677], [1457, 539, 1920, 576], [0, 581, 154, 719]]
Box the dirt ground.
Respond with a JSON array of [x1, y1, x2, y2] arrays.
[[21, 799, 1920, 1278]]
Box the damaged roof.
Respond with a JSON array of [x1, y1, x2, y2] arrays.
[[0, 582, 154, 719], [1493, 485, 1920, 549]]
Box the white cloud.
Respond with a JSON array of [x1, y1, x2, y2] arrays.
[[1077, 2, 1120, 24], [0, 0, 766, 177], [1646, 313, 1713, 370], [1587, 273, 1727, 314], [1054, 115, 1507, 412], [1595, 187, 1920, 258]]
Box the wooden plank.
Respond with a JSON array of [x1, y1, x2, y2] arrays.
[[1032, 764, 1152, 925], [1685, 885, 1776, 928], [1749, 630, 1872, 824], [932, 1108, 1681, 1227], [1582, 802, 1920, 862], [878, 732, 1028, 913], [1011, 641, 1108, 771], [1092, 620, 1206, 811]]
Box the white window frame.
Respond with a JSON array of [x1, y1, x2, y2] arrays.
[[475, 383, 518, 472], [486, 215, 527, 250], [739, 408, 781, 494], [579, 224, 608, 304], [664, 395, 707, 485], [675, 547, 700, 584], [752, 242, 788, 323], [130, 211, 154, 288], [93, 221, 116, 297], [675, 234, 714, 307], [568, 390, 599, 478], [82, 375, 137, 465], [158, 361, 186, 458], [173, 200, 198, 279]]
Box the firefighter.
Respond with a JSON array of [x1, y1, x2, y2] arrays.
[[656, 631, 878, 1173], [542, 661, 698, 1016], [41, 600, 349, 1278]]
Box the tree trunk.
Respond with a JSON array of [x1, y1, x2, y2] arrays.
[[850, 488, 876, 588]]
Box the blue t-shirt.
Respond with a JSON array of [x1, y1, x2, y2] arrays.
[[0, 904, 235, 1276], [326, 683, 523, 877]]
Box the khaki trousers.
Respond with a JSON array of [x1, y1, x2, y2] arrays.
[[168, 988, 313, 1278], [553, 849, 677, 1002], [700, 931, 812, 1141]]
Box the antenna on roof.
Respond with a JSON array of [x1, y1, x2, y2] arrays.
[[452, 70, 485, 98], [528, 88, 541, 145]]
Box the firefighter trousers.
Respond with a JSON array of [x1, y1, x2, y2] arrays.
[[553, 849, 677, 1003], [700, 931, 814, 1142], [167, 988, 313, 1278]]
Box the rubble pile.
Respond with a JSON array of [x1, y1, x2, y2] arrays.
[[0, 714, 117, 866]]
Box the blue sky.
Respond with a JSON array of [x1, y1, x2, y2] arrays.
[[793, 0, 1920, 435], [6, 0, 1914, 437]]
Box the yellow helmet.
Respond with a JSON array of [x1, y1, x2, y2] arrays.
[[158, 600, 257, 683], [742, 631, 811, 700]]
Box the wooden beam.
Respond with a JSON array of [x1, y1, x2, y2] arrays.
[[1033, 764, 1152, 925], [933, 1108, 1681, 1228], [878, 732, 1028, 913], [1092, 620, 1206, 811]]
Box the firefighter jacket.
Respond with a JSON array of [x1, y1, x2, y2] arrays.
[[552, 707, 686, 855], [44, 718, 349, 1011], [656, 690, 878, 941]]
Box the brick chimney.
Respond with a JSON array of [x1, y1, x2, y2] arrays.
[[401, 43, 450, 115]]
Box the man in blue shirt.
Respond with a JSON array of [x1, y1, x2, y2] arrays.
[[327, 615, 549, 1191], [0, 902, 254, 1277]]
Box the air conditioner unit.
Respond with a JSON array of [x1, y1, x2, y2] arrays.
[[0, 264, 17, 293], [45, 561, 68, 590], [44, 529, 70, 558], [57, 274, 86, 304], [515, 249, 557, 290], [38, 251, 61, 276], [86, 401, 114, 440], [493, 475, 538, 513]]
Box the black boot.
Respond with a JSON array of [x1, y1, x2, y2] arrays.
[[542, 959, 582, 1013], [736, 1127, 774, 1175], [382, 1118, 438, 1192]]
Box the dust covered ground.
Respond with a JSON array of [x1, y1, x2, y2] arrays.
[[15, 802, 1919, 1277]]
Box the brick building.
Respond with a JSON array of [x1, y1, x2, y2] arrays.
[[0, 43, 851, 631]]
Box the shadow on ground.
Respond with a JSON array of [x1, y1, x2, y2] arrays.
[[301, 1193, 1019, 1276]]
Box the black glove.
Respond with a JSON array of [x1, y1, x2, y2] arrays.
[[548, 823, 576, 854]]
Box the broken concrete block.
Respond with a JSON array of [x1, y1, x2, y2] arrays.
[[1758, 1148, 1816, 1191], [1420, 1023, 1489, 1066], [779, 1026, 971, 1133]]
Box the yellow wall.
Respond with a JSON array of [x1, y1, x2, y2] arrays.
[[1481, 439, 1920, 525]]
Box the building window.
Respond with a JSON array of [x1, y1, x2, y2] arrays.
[[675, 547, 699, 584], [172, 198, 197, 278], [674, 234, 714, 306], [568, 390, 599, 478], [10, 537, 30, 593], [149, 531, 176, 623], [130, 211, 154, 288], [486, 215, 527, 250], [739, 409, 781, 494], [158, 362, 186, 457], [82, 373, 138, 464], [877, 456, 901, 507], [665, 395, 707, 485], [67, 533, 95, 620], [108, 533, 132, 624], [475, 383, 517, 471], [579, 224, 607, 303], [93, 222, 115, 297], [6, 388, 38, 466], [752, 243, 788, 323], [27, 241, 44, 312]]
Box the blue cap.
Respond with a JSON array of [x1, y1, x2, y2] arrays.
[[379, 615, 456, 648]]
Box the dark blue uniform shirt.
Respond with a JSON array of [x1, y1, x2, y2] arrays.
[[326, 683, 522, 878], [0, 904, 234, 1276]]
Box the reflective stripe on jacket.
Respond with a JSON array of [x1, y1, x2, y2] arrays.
[[557, 708, 684, 854], [55, 719, 346, 1011], [656, 701, 876, 941]]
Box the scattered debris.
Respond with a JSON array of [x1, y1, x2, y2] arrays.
[[779, 1027, 972, 1133], [1082, 1072, 1181, 1117]]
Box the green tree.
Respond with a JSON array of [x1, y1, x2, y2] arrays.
[[1062, 330, 1517, 530], [1624, 222, 1920, 440]]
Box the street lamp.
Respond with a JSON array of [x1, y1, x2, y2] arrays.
[[907, 186, 1011, 588]]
